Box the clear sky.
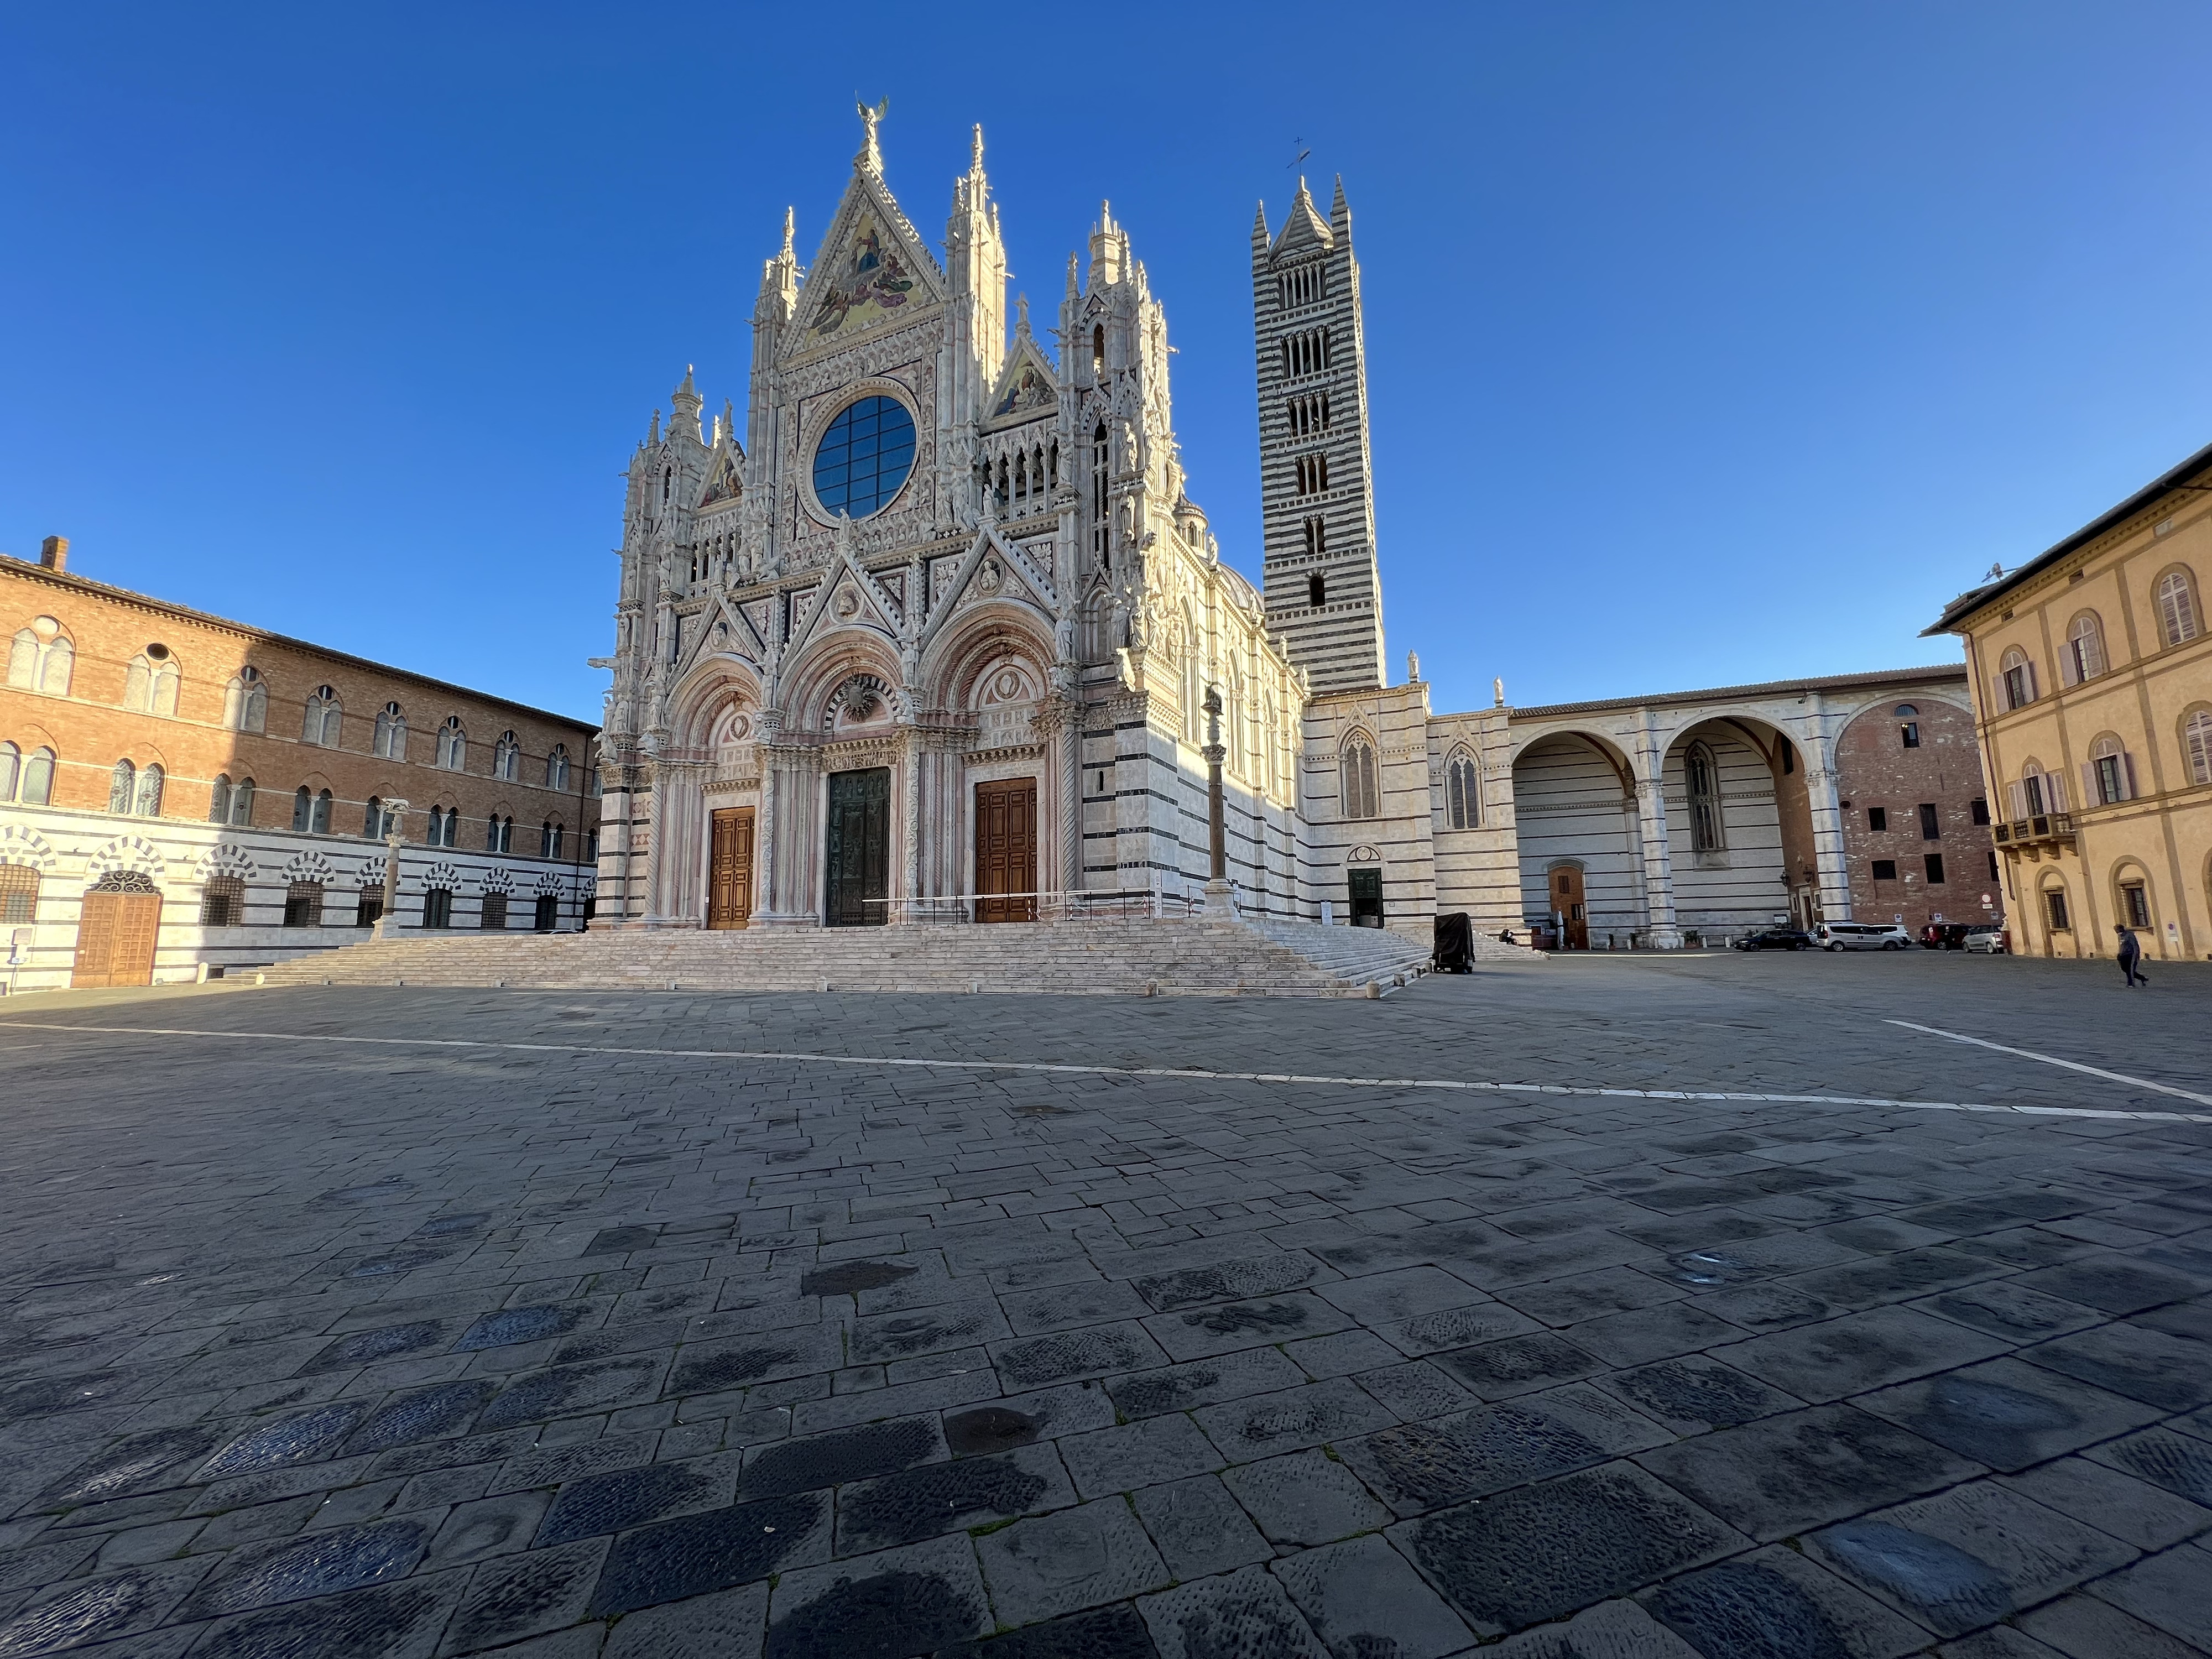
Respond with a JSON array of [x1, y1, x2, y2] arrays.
[[4, 3, 2207, 724]]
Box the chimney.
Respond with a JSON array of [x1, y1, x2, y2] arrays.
[[39, 536, 67, 572]]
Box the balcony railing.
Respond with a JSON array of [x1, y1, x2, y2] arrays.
[[1993, 812, 2075, 847]]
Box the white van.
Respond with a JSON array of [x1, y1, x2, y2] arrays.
[[1813, 922, 1912, 951]]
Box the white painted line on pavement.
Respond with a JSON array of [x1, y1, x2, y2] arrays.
[[1885, 1020, 2212, 1109], [5, 1019, 2211, 1126]]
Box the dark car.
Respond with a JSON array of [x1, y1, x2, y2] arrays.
[[1919, 922, 1971, 950], [1733, 927, 1817, 951]]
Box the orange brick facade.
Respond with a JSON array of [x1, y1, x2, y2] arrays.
[[3, 557, 598, 854], [1835, 695, 2000, 932]]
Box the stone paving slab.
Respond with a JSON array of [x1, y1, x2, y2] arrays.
[[0, 953, 2206, 1655]]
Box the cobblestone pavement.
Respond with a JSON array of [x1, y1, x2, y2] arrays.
[[0, 951, 2207, 1657]]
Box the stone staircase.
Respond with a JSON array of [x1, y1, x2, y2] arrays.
[[248, 914, 1526, 998]]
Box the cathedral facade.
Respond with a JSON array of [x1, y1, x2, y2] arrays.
[[592, 112, 1984, 948]]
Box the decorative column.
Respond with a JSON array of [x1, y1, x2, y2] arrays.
[[754, 712, 779, 921], [1202, 685, 1233, 914], [370, 800, 408, 939], [899, 726, 922, 924]]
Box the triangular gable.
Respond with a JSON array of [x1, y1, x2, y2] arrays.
[[788, 169, 947, 356], [985, 332, 1059, 426], [697, 440, 743, 511], [781, 530, 909, 662], [671, 594, 766, 685], [1271, 179, 1334, 257], [916, 526, 1058, 658]]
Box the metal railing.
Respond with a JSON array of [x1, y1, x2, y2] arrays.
[[862, 881, 1209, 926]]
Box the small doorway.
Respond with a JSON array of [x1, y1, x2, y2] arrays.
[[533, 894, 560, 932], [73, 871, 162, 988], [1550, 865, 1589, 950], [826, 767, 891, 927], [974, 780, 1039, 922], [708, 806, 755, 930], [1348, 867, 1384, 928]]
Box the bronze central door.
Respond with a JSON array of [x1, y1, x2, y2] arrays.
[[708, 807, 754, 930], [1552, 866, 1589, 949], [825, 768, 891, 927], [73, 877, 161, 987], [974, 779, 1039, 922]]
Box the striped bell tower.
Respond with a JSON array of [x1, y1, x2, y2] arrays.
[[1253, 176, 1385, 692]]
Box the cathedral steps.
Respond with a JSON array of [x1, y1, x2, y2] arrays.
[[247, 917, 1454, 998]]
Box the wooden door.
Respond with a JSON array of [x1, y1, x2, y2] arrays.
[[708, 807, 755, 930], [825, 768, 891, 927], [1551, 866, 1589, 949], [1348, 868, 1384, 928], [73, 889, 161, 987], [974, 780, 1039, 922]]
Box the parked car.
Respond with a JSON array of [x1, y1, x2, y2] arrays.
[[1734, 927, 1817, 951], [1919, 922, 1972, 950], [1813, 922, 1914, 951], [1961, 924, 2008, 954]]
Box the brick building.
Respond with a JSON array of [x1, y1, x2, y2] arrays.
[[1833, 692, 2000, 933], [2, 538, 600, 990]]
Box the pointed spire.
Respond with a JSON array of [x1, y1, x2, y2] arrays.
[[781, 205, 795, 260], [1066, 251, 1080, 299], [675, 364, 697, 400], [1015, 293, 1030, 337], [1252, 201, 1270, 246], [970, 123, 985, 174], [721, 398, 736, 445], [1330, 174, 1348, 219], [648, 409, 660, 446]]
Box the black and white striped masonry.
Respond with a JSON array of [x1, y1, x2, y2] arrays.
[[1252, 177, 1387, 693]]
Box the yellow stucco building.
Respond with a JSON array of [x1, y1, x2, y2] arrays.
[[1928, 441, 2212, 961]]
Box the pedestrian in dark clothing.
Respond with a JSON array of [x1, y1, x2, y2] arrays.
[[2115, 924, 2147, 986]]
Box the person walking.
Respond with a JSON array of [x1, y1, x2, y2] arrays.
[[2115, 923, 2147, 987]]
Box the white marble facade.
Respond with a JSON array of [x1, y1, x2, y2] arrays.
[[594, 112, 1976, 947]]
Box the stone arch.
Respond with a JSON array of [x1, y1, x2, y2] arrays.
[[1509, 729, 1639, 945], [281, 849, 338, 885], [782, 633, 909, 733], [922, 607, 1055, 713], [1656, 714, 1813, 934], [820, 671, 907, 734], [533, 868, 567, 897], [0, 822, 60, 874], [84, 835, 166, 884], [668, 655, 765, 754], [192, 842, 258, 881], [480, 865, 515, 896]]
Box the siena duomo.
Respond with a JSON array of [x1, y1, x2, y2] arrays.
[[589, 108, 1983, 947]]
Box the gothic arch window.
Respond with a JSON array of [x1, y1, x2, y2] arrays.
[[1686, 742, 1725, 852], [291, 785, 332, 833], [133, 762, 165, 817], [540, 820, 564, 858], [108, 759, 135, 815], [436, 717, 466, 771], [0, 742, 14, 802], [1091, 423, 1110, 568], [302, 686, 342, 747], [364, 795, 392, 838], [1999, 647, 2037, 711], [1446, 749, 1481, 831], [486, 815, 512, 854], [547, 744, 571, 791], [2156, 566, 2200, 646], [1092, 324, 1105, 375], [20, 747, 53, 806], [229, 776, 255, 826], [1295, 455, 1329, 495], [8, 620, 73, 696], [373, 702, 406, 759], [1308, 571, 1326, 608], [2063, 613, 2106, 684], [208, 773, 231, 823], [223, 666, 267, 733], [2184, 707, 2212, 786], [493, 731, 520, 781], [425, 805, 457, 847], [1340, 734, 1380, 821], [124, 648, 180, 716], [1303, 517, 1327, 560]]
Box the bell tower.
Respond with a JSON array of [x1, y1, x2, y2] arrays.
[[1253, 176, 1385, 692]]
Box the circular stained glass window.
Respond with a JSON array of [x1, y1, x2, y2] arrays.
[[813, 395, 916, 519]]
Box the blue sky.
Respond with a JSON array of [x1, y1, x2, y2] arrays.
[[4, 3, 2206, 723]]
